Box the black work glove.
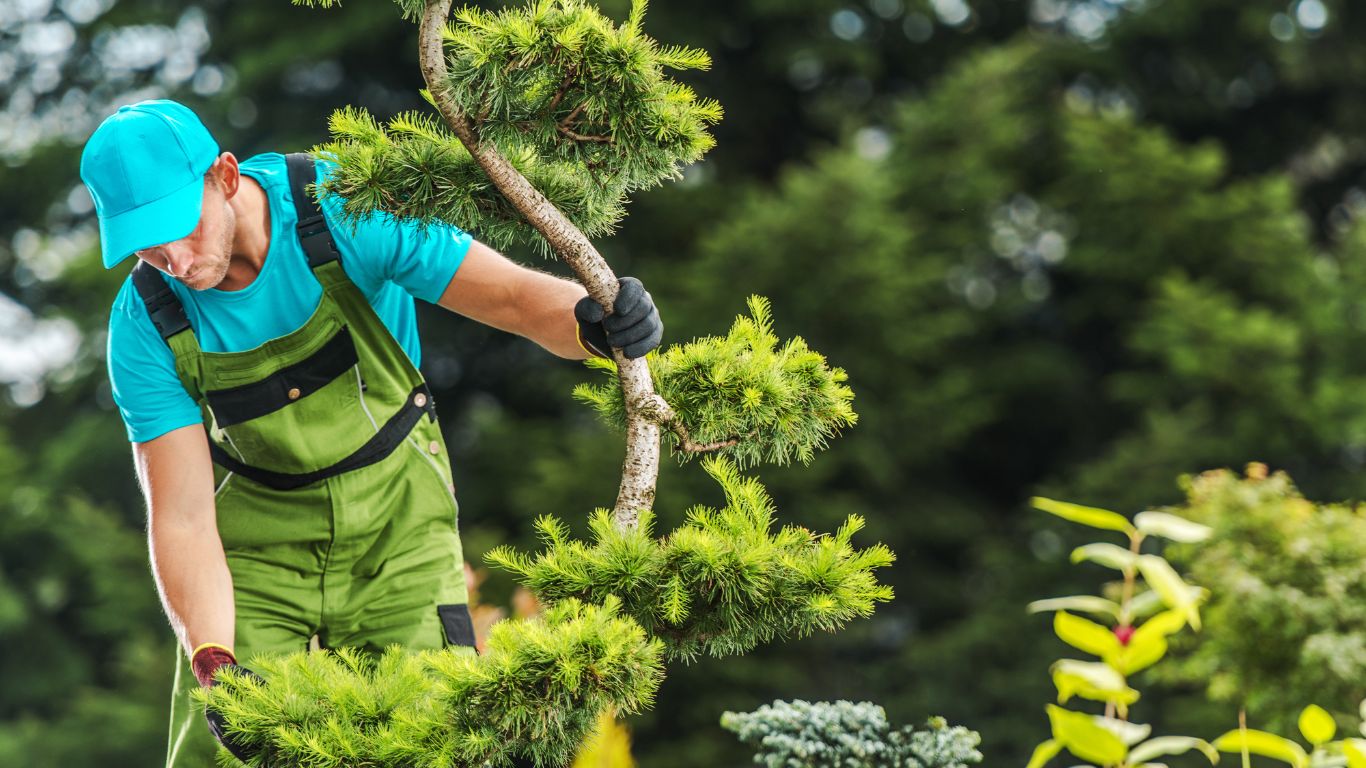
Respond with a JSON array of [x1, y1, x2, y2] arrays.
[[194, 644, 267, 765], [575, 276, 663, 360], [204, 664, 267, 765]]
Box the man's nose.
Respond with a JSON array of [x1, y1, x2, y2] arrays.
[[163, 244, 194, 276]]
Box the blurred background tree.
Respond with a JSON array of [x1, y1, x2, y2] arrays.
[[4, 0, 1366, 766]]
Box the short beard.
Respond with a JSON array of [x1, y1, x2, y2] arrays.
[[184, 202, 236, 291]]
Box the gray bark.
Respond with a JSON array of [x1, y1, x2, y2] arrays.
[[418, 0, 662, 528]]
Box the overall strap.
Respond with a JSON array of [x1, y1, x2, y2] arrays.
[[131, 260, 191, 340], [284, 153, 340, 270]]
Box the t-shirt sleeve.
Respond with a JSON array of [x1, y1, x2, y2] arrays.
[[107, 281, 202, 443], [318, 167, 472, 304]]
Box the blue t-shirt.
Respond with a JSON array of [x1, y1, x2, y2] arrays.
[[107, 152, 472, 443]]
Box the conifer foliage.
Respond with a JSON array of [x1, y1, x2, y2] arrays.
[[316, 107, 625, 256], [721, 700, 984, 768], [487, 457, 893, 660], [194, 599, 663, 768], [309, 0, 721, 256], [573, 297, 858, 468]]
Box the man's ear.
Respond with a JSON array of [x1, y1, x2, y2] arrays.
[[209, 152, 242, 199]]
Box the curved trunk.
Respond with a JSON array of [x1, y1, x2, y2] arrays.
[[417, 0, 660, 528]]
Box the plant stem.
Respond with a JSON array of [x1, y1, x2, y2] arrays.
[[418, 0, 663, 528], [1119, 531, 1143, 625], [1239, 709, 1251, 768]]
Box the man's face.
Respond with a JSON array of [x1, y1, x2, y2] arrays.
[[134, 174, 235, 291]]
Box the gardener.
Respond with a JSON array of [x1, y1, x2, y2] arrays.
[[80, 99, 662, 767]]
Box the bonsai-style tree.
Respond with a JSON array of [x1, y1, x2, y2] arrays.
[[198, 1, 893, 765]]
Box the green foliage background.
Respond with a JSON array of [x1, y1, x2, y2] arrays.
[[4, 0, 1366, 766]]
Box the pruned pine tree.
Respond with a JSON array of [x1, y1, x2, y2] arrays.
[[200, 1, 892, 764]]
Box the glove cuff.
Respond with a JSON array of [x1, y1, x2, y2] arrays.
[[191, 642, 237, 688], [576, 321, 611, 359]]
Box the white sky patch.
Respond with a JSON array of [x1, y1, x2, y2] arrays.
[[0, 293, 82, 406]]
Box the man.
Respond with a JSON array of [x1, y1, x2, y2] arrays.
[[80, 99, 662, 766]]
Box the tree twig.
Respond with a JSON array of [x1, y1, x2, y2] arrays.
[[670, 424, 739, 453], [546, 66, 576, 112], [557, 124, 613, 143], [560, 102, 586, 128]]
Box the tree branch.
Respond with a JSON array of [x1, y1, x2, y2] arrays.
[[546, 66, 576, 113], [669, 423, 740, 453], [634, 393, 739, 453], [560, 102, 586, 128], [557, 124, 613, 143], [419, 0, 661, 529]]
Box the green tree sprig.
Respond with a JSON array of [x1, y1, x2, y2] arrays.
[[305, 0, 719, 257], [573, 296, 857, 468], [486, 456, 893, 660], [314, 106, 624, 256]]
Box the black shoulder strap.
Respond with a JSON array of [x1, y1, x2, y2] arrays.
[[285, 152, 339, 269], [131, 261, 191, 340]]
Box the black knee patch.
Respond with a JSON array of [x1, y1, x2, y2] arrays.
[[437, 603, 476, 649]]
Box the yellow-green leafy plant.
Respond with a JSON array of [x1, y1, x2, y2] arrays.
[[1025, 496, 1216, 768], [1211, 703, 1366, 768]]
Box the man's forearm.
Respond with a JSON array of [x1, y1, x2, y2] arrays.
[[437, 242, 590, 359], [149, 514, 236, 656], [135, 425, 236, 659], [511, 269, 592, 360]]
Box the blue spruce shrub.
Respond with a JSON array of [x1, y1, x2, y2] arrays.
[[721, 699, 983, 768]]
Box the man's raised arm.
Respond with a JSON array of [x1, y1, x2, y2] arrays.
[[436, 240, 662, 360]]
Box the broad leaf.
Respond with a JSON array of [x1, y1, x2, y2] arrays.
[[1028, 596, 1123, 620], [1133, 512, 1212, 543], [1047, 704, 1129, 765], [1055, 611, 1121, 658], [1343, 739, 1366, 768], [1092, 716, 1151, 746], [1028, 739, 1064, 768], [1128, 587, 1206, 620], [1297, 704, 1335, 745], [1128, 737, 1219, 766], [1114, 632, 1166, 676], [1051, 660, 1140, 706], [1034, 497, 1136, 534], [1072, 543, 1140, 571], [1137, 555, 1201, 630], [1213, 729, 1307, 768], [1113, 610, 1185, 673]]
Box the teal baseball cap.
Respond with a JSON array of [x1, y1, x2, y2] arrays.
[[80, 100, 220, 269]]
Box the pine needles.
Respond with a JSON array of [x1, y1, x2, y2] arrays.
[[193, 598, 663, 768], [314, 107, 624, 257], [487, 457, 894, 661], [441, 0, 720, 189], [574, 297, 858, 468], [722, 701, 984, 768], [308, 0, 718, 256]]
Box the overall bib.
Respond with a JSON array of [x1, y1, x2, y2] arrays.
[[133, 155, 473, 767]]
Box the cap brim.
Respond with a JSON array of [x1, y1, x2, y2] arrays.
[[99, 175, 205, 269]]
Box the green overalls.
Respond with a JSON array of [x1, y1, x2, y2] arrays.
[[132, 154, 473, 767]]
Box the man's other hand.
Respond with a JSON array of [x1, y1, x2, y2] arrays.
[[193, 644, 266, 765]]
